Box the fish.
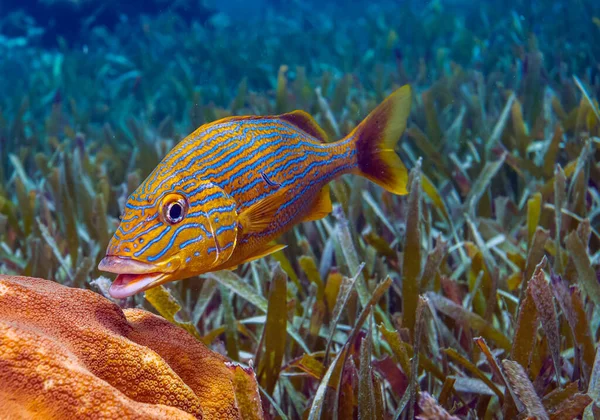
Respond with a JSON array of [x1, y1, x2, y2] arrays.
[[98, 85, 412, 298]]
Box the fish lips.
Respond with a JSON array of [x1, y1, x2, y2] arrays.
[[108, 272, 166, 299], [98, 256, 180, 299]]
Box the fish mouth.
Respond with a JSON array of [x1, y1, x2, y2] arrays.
[[98, 256, 180, 299], [108, 272, 167, 299]]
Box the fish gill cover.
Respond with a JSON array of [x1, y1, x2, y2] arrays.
[[0, 0, 599, 418]]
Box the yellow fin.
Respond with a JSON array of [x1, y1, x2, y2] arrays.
[[238, 188, 287, 234], [301, 184, 332, 222], [279, 110, 329, 142], [237, 242, 287, 265], [348, 85, 412, 195]]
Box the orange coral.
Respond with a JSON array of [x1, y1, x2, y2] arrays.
[[0, 275, 264, 419]]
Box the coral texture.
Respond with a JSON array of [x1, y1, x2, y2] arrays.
[[0, 275, 263, 419]]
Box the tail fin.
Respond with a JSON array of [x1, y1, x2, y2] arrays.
[[349, 85, 411, 195]]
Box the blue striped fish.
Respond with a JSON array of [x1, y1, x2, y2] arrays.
[[99, 85, 412, 298]]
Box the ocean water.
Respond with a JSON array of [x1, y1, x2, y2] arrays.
[[1, 1, 600, 418], [1, 1, 598, 119]]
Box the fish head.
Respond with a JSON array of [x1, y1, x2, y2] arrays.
[[99, 174, 239, 299]]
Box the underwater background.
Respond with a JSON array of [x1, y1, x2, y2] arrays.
[[1, 0, 600, 418]]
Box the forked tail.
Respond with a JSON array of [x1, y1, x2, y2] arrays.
[[346, 85, 412, 195]]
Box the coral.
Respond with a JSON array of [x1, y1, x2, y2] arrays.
[[0, 275, 263, 419]]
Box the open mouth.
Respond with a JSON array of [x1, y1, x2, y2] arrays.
[[108, 272, 166, 299], [98, 256, 171, 299]]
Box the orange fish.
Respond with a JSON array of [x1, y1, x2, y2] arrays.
[[99, 85, 412, 298]]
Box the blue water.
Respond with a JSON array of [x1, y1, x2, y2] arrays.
[[0, 0, 598, 146]]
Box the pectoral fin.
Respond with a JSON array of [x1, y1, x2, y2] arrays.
[[301, 184, 332, 222], [238, 188, 288, 234]]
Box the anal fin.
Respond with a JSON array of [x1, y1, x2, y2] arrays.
[[301, 184, 332, 223]]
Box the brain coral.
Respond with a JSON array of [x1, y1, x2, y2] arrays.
[[0, 275, 263, 419]]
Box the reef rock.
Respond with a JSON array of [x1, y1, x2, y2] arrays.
[[0, 275, 263, 419]]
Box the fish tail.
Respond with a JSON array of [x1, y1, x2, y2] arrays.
[[347, 85, 412, 195]]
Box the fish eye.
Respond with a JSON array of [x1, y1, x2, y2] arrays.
[[161, 194, 188, 225], [165, 201, 185, 224], [170, 202, 183, 218]]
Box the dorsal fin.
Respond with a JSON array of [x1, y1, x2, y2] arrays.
[[279, 110, 329, 142]]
